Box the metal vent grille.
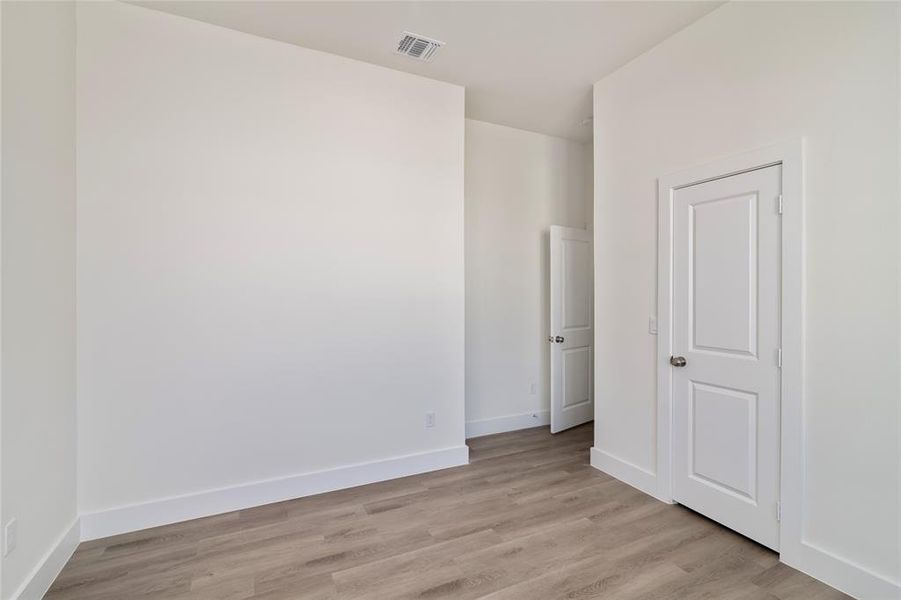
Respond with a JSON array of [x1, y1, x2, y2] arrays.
[[396, 32, 443, 62]]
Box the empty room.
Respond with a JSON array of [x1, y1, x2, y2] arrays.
[[1, 1, 899, 599]]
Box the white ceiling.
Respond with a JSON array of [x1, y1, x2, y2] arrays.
[[132, 1, 722, 141]]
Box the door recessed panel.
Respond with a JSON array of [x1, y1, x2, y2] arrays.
[[689, 193, 757, 357], [562, 239, 591, 330], [562, 347, 591, 408], [688, 381, 757, 502]]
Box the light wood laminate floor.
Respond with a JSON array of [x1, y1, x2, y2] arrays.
[[48, 424, 848, 599]]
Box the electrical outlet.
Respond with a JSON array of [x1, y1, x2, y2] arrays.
[[425, 412, 435, 428], [529, 382, 537, 395], [648, 316, 658, 335], [4, 518, 17, 557]]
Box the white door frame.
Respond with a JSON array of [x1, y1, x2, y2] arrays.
[[656, 140, 804, 558]]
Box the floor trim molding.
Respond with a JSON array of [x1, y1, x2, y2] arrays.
[[80, 445, 469, 541], [782, 540, 901, 600], [12, 517, 80, 600], [465, 410, 549, 438], [590, 447, 670, 503]]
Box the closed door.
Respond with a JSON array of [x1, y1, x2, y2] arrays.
[[549, 226, 593, 434], [671, 164, 782, 550]]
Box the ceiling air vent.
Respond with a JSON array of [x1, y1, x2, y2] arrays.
[[396, 32, 444, 62]]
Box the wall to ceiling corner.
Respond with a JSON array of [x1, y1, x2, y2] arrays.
[[464, 119, 592, 438], [591, 2, 900, 598], [1, 2, 79, 598], [75, 1, 466, 539]]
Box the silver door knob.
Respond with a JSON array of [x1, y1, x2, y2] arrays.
[[555, 336, 564, 343], [670, 356, 687, 367]]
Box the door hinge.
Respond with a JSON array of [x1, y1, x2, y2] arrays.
[[777, 194, 784, 215], [776, 502, 782, 522], [776, 348, 783, 368]]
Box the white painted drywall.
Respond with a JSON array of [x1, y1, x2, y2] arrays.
[[465, 120, 592, 437], [1, 2, 78, 598], [76, 2, 464, 521], [592, 2, 899, 596]]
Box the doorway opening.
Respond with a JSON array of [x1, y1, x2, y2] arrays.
[[549, 226, 594, 434], [656, 141, 803, 556]]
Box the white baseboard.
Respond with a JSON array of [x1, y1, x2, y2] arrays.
[[590, 447, 671, 503], [782, 540, 900, 600], [12, 517, 80, 600], [26, 448, 897, 600], [80, 445, 469, 541], [465, 410, 549, 438]]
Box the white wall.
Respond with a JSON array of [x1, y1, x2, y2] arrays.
[[1, 2, 79, 598], [465, 120, 592, 437], [76, 1, 465, 536], [592, 2, 899, 598]]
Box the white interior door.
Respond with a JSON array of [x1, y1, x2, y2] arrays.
[[671, 164, 782, 550], [550, 226, 593, 434]]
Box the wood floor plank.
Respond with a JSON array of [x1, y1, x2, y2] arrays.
[[47, 424, 849, 599], [332, 529, 503, 599]]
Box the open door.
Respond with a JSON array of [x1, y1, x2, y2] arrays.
[[549, 226, 593, 434]]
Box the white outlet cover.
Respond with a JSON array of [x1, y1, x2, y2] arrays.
[[648, 315, 658, 335], [425, 412, 435, 428]]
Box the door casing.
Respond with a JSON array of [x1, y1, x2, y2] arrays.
[[656, 140, 804, 560]]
